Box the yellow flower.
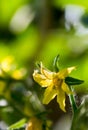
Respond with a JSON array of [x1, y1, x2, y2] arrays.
[[33, 63, 75, 112], [1, 56, 14, 72], [26, 117, 42, 130], [0, 56, 27, 80], [26, 117, 52, 130]]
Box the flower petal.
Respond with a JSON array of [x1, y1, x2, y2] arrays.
[[57, 88, 66, 112], [62, 81, 72, 95], [33, 70, 52, 87], [42, 69, 53, 79], [57, 67, 76, 79], [43, 86, 57, 104], [40, 63, 53, 79]]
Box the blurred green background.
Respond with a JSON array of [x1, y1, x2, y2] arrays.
[[0, 0, 88, 129]]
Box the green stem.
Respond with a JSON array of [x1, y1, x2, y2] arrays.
[[69, 86, 78, 114]]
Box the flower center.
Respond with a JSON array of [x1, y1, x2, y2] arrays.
[[53, 76, 63, 89]]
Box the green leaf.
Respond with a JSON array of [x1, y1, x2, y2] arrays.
[[65, 77, 84, 86], [53, 55, 60, 72], [8, 118, 27, 130], [35, 62, 41, 69]]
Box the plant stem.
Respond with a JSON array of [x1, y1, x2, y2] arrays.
[[69, 86, 78, 114]]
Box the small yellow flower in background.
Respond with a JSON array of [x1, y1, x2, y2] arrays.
[[33, 62, 75, 112], [26, 117, 42, 130], [0, 56, 27, 80], [12, 68, 27, 80], [1, 56, 15, 72]]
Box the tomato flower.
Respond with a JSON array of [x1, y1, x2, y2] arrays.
[[26, 117, 42, 130], [33, 63, 75, 112]]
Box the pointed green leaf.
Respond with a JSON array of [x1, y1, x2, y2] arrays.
[[35, 62, 41, 68], [65, 77, 84, 86], [8, 118, 27, 130], [53, 55, 60, 72]]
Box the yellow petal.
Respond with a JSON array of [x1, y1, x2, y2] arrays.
[[57, 67, 76, 79], [42, 69, 53, 79], [43, 85, 57, 104], [62, 81, 72, 95], [57, 88, 66, 112], [40, 63, 53, 79], [33, 70, 52, 87]]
